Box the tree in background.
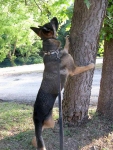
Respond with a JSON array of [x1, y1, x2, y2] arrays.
[[97, 0, 113, 120], [0, 1, 41, 66], [62, 0, 108, 125]]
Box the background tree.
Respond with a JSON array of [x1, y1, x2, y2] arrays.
[[97, 0, 113, 120], [0, 1, 41, 66], [62, 0, 108, 125]]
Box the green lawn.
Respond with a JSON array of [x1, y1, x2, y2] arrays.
[[0, 102, 113, 150], [0, 102, 59, 150], [0, 102, 34, 150]]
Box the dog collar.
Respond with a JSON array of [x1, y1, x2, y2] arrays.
[[44, 49, 60, 59]]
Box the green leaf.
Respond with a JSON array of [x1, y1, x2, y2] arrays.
[[84, 0, 91, 9]]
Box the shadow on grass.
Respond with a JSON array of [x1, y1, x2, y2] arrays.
[[0, 102, 113, 150], [0, 130, 35, 150], [0, 116, 113, 150], [62, 111, 113, 150], [74, 113, 113, 149]]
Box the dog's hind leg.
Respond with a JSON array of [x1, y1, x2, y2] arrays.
[[32, 115, 54, 150], [33, 121, 46, 150], [43, 113, 55, 130]]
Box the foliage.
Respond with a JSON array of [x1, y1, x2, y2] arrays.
[[58, 20, 70, 47], [0, 0, 74, 67], [84, 0, 91, 9], [0, 0, 113, 66], [97, 41, 104, 57], [102, 0, 113, 41], [97, 0, 113, 56], [0, 1, 39, 65]]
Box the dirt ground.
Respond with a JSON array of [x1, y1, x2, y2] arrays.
[[0, 102, 113, 150]]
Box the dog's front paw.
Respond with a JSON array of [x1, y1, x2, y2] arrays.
[[65, 35, 70, 45], [87, 63, 95, 69]]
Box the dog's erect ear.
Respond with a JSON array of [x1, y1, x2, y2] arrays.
[[30, 17, 58, 39], [50, 17, 58, 31], [30, 27, 40, 36], [30, 26, 54, 39], [42, 23, 53, 32]]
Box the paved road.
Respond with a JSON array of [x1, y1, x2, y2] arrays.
[[0, 58, 103, 105]]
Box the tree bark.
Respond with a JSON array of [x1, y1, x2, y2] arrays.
[[62, 0, 108, 125], [97, 39, 113, 120]]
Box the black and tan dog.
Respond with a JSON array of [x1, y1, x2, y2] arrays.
[[30, 17, 94, 150]]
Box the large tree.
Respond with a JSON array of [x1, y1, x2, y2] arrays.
[[62, 0, 108, 125], [97, 1, 113, 120]]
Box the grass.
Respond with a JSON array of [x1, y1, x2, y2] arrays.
[[0, 102, 113, 150]]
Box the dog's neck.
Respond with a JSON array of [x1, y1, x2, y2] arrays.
[[43, 38, 61, 53]]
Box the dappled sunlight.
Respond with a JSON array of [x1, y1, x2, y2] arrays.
[[0, 102, 113, 150], [82, 134, 113, 150], [0, 102, 34, 140]]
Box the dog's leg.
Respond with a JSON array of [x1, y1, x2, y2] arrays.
[[64, 36, 70, 52], [33, 107, 46, 150], [63, 36, 94, 76], [33, 121, 46, 150], [43, 114, 55, 130], [32, 115, 54, 150], [70, 63, 95, 76]]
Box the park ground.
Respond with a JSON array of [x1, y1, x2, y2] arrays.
[[0, 102, 113, 150], [0, 58, 113, 150]]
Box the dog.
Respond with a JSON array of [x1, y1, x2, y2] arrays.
[[30, 17, 94, 150]]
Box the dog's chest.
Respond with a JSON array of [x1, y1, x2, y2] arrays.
[[40, 55, 67, 94], [43, 54, 68, 76]]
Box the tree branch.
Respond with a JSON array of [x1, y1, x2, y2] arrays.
[[34, 0, 42, 14], [25, 0, 27, 5]]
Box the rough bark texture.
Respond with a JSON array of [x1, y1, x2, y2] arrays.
[[97, 39, 113, 120], [62, 0, 108, 124]]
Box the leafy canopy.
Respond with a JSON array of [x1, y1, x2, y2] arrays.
[[0, 0, 73, 65]]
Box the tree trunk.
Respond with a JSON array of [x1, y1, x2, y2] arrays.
[[97, 39, 113, 120], [62, 0, 108, 125], [8, 39, 17, 66]]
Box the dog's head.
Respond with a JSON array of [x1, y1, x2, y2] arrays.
[[30, 17, 58, 40]]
